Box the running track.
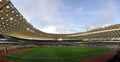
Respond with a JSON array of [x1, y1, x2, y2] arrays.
[[79, 51, 117, 62], [0, 48, 30, 62]]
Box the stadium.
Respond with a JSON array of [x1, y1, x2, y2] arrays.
[[0, 0, 120, 62]]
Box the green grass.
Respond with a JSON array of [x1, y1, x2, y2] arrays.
[[1, 46, 112, 62]]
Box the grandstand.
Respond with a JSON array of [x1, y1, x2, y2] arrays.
[[0, 0, 120, 62]]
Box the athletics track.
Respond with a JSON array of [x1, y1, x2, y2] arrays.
[[79, 51, 117, 62]]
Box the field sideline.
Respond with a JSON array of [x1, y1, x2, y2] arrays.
[[1, 46, 112, 62]]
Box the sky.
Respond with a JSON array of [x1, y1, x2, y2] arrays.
[[10, 0, 120, 34]]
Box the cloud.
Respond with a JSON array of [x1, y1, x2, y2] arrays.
[[75, 8, 83, 15], [40, 26, 59, 33], [102, 24, 112, 28], [73, 0, 118, 30], [10, 0, 118, 34], [11, 0, 67, 33], [66, 29, 77, 33], [92, 0, 118, 27]]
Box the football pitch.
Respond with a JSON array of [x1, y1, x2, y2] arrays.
[[1, 47, 112, 62]]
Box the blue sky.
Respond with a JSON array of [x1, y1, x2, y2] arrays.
[[10, 0, 120, 34]]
